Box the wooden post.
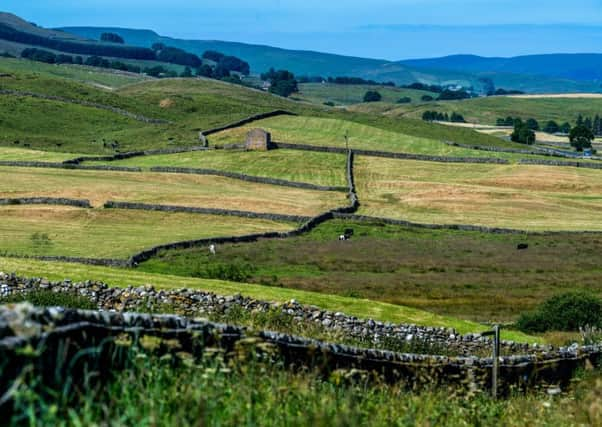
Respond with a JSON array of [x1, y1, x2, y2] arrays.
[[492, 325, 500, 399], [482, 325, 501, 398]]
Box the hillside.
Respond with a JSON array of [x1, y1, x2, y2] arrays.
[[57, 24, 602, 93], [401, 54, 602, 85]]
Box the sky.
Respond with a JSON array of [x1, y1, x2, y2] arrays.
[[4, 0, 602, 59]]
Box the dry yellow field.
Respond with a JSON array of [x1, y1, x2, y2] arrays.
[[355, 156, 602, 231], [0, 167, 346, 216], [0, 205, 294, 258]]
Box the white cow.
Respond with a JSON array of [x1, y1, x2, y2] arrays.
[[209, 244, 216, 255], [338, 235, 347, 241]]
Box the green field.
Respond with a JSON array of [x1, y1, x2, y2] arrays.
[[0, 57, 149, 88], [355, 157, 602, 231], [0, 166, 344, 215], [210, 115, 558, 160], [0, 206, 294, 259], [138, 219, 602, 323], [380, 95, 602, 126], [89, 149, 348, 187], [295, 83, 437, 105]]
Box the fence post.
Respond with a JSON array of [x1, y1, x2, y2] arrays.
[[482, 325, 501, 398]]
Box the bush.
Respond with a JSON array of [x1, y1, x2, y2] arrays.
[[421, 95, 434, 102], [363, 91, 382, 103], [516, 292, 602, 333], [0, 290, 96, 310], [396, 97, 411, 104]]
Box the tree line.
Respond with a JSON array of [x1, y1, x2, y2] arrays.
[[421, 111, 466, 123], [0, 23, 155, 60]]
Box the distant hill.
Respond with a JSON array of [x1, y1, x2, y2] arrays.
[[60, 26, 602, 93], [0, 11, 600, 94], [400, 54, 602, 82]]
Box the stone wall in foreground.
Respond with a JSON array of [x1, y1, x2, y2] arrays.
[[0, 298, 599, 399]]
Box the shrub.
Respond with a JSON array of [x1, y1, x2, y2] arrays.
[[421, 95, 434, 102], [396, 97, 411, 104], [363, 91, 382, 103], [0, 290, 96, 310], [516, 292, 602, 333]]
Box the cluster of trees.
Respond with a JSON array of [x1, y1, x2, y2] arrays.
[[202, 51, 250, 75], [422, 111, 466, 123], [261, 68, 298, 97], [100, 33, 124, 44], [511, 119, 536, 145], [401, 83, 443, 93], [575, 114, 602, 136], [396, 97, 412, 104], [489, 88, 525, 96], [327, 76, 395, 86], [0, 23, 155, 60], [436, 89, 472, 101], [20, 48, 159, 74], [152, 43, 202, 68], [363, 91, 382, 102], [497, 116, 572, 134]]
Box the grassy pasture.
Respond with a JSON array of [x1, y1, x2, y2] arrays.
[[210, 115, 562, 161], [295, 83, 437, 105], [138, 219, 602, 323], [0, 146, 88, 162], [0, 57, 148, 88], [379, 95, 602, 126], [0, 206, 294, 259], [90, 149, 348, 187], [0, 166, 345, 215], [355, 157, 602, 231], [0, 257, 536, 340]]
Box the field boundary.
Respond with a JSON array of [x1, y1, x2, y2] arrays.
[[0, 197, 91, 208], [64, 146, 209, 165], [273, 142, 511, 164], [333, 214, 602, 235], [0, 88, 170, 124], [149, 166, 347, 192], [0, 160, 142, 172], [519, 159, 602, 169], [3, 304, 601, 395], [104, 201, 312, 223], [199, 110, 297, 135], [127, 150, 359, 266]]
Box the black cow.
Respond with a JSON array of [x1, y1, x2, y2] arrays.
[[517, 243, 529, 250]]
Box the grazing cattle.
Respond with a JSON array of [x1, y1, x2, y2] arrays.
[[209, 244, 216, 255], [517, 243, 529, 250], [344, 228, 354, 237], [339, 235, 347, 241]]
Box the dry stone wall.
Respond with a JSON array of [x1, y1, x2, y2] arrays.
[[104, 201, 312, 223], [0, 160, 141, 172], [149, 166, 347, 192], [0, 288, 600, 396], [0, 197, 91, 208], [274, 142, 510, 164], [200, 110, 296, 136], [519, 159, 602, 169]]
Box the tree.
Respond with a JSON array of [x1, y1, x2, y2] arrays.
[[560, 122, 572, 134], [511, 120, 536, 145], [437, 89, 471, 101], [569, 125, 595, 152], [196, 64, 214, 78], [396, 97, 412, 104], [180, 66, 193, 78], [421, 95, 434, 102], [101, 33, 125, 44], [262, 69, 298, 97], [450, 112, 466, 123], [543, 120, 560, 134], [526, 118, 540, 131], [363, 91, 382, 102], [202, 50, 225, 63]]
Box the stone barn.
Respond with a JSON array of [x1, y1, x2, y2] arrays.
[[245, 128, 272, 151]]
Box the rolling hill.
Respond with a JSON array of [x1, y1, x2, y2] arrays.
[[58, 23, 602, 93], [401, 54, 602, 85]]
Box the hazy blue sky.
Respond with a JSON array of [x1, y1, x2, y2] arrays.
[[4, 0, 602, 59]]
